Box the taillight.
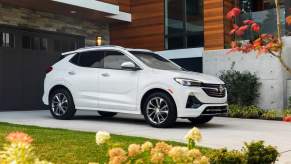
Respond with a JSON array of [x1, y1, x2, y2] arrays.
[[46, 66, 53, 74]]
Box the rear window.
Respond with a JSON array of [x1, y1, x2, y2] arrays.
[[70, 51, 104, 68]]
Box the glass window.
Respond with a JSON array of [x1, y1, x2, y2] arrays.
[[234, 0, 287, 38], [22, 36, 32, 49], [165, 0, 204, 49], [23, 36, 48, 50], [130, 51, 183, 71], [54, 40, 61, 52], [40, 38, 48, 50], [78, 51, 104, 68], [103, 51, 132, 70], [1, 32, 15, 48]]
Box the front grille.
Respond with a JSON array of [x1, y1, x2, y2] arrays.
[[202, 106, 228, 115], [202, 83, 226, 98]]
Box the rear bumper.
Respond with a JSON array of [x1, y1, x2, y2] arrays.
[[178, 103, 228, 118]]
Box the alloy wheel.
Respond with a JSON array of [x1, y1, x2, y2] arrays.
[[146, 97, 169, 124], [51, 93, 68, 116]]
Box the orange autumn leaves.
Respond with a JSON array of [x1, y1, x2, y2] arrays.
[[286, 16, 291, 26], [227, 7, 283, 55]]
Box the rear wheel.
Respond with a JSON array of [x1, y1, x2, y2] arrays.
[[49, 88, 76, 120], [97, 111, 117, 117], [188, 116, 213, 124], [143, 92, 177, 128]]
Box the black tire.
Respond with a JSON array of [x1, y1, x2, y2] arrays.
[[98, 111, 117, 117], [49, 88, 76, 120], [188, 116, 213, 124], [142, 92, 177, 128]]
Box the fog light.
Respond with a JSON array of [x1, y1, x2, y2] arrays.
[[186, 96, 202, 108]]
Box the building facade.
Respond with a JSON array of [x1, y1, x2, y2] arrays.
[[0, 0, 290, 110]]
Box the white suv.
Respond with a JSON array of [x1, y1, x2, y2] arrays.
[[43, 46, 227, 128]]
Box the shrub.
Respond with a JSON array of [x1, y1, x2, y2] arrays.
[[244, 141, 279, 164], [220, 70, 260, 106], [283, 109, 291, 117], [229, 105, 263, 119], [261, 110, 279, 120], [209, 149, 246, 164]]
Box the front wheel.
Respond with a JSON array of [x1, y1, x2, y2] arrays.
[[188, 116, 213, 124], [143, 92, 177, 128], [49, 88, 76, 120]]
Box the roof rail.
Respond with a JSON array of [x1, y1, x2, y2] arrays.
[[61, 45, 126, 55]]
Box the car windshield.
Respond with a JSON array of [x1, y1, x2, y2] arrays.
[[129, 51, 183, 71]]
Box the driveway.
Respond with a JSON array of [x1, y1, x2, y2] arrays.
[[0, 110, 290, 163]]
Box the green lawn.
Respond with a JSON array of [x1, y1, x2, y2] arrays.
[[0, 122, 213, 164]]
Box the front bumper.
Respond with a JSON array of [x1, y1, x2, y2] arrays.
[[172, 85, 228, 118], [178, 103, 228, 118]]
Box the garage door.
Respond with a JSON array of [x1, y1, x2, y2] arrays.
[[0, 25, 85, 110]]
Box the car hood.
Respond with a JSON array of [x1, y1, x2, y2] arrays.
[[157, 69, 224, 84]]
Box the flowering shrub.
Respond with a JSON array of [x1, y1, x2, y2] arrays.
[[92, 128, 210, 164], [0, 132, 52, 164], [96, 131, 111, 145], [226, 1, 291, 74]]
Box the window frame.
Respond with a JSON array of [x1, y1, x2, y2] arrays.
[[164, 0, 204, 50], [69, 50, 141, 71]]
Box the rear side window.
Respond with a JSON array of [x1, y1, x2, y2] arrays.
[[71, 51, 104, 68], [103, 51, 132, 70]]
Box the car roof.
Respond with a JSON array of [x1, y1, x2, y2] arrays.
[[61, 45, 152, 56]]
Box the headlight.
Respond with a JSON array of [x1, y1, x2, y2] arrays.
[[174, 78, 202, 87]]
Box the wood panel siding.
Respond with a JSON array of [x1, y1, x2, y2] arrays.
[[204, 0, 235, 50], [204, 0, 224, 50], [110, 0, 164, 51], [224, 0, 234, 48]]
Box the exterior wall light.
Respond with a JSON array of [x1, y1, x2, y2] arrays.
[[96, 36, 102, 46]]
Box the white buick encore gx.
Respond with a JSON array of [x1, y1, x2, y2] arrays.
[[43, 46, 228, 128]]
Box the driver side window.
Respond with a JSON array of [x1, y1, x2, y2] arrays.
[[103, 51, 132, 70]]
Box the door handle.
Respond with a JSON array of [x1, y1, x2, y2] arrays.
[[68, 71, 76, 75], [101, 73, 110, 77]]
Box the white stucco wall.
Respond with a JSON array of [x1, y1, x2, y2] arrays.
[[203, 37, 291, 110]]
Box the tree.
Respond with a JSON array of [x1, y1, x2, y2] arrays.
[[227, 0, 291, 74]]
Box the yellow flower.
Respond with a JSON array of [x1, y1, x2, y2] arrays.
[[152, 142, 172, 154], [199, 156, 210, 164], [185, 127, 202, 143], [108, 148, 127, 164], [168, 146, 189, 163], [109, 148, 127, 159], [150, 152, 164, 164], [96, 131, 110, 145], [141, 141, 153, 152], [128, 144, 141, 157], [188, 148, 202, 159]]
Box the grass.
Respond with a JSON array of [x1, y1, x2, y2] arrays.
[[0, 122, 213, 164]]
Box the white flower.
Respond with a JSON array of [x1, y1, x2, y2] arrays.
[[185, 127, 202, 143], [96, 131, 110, 145]]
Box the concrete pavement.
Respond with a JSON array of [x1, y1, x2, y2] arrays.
[[0, 110, 290, 163]]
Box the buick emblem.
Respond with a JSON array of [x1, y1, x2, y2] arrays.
[[218, 85, 225, 93]]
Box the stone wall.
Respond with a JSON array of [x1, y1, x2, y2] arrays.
[[203, 37, 291, 110], [0, 3, 109, 46]]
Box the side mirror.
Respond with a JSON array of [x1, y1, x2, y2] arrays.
[[121, 61, 139, 71]]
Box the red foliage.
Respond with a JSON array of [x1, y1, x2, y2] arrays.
[[283, 116, 291, 122], [226, 7, 283, 55], [286, 16, 291, 26], [243, 20, 255, 25], [226, 8, 241, 20], [251, 23, 260, 33]]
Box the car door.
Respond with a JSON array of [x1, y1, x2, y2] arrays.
[[98, 50, 140, 112], [67, 51, 103, 109]]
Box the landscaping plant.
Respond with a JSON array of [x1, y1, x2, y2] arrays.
[[219, 70, 260, 106], [227, 0, 291, 74]]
